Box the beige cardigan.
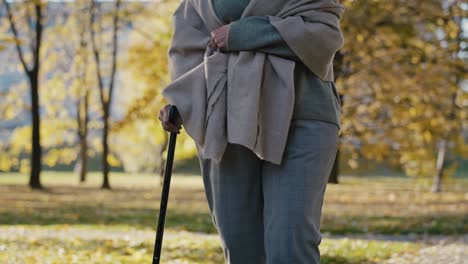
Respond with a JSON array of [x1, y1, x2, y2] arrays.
[[163, 0, 344, 165]]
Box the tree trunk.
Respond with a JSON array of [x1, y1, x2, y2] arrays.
[[90, 0, 120, 190], [79, 135, 88, 183], [101, 111, 111, 189], [77, 90, 90, 183], [3, 1, 44, 189], [29, 71, 42, 189], [77, 6, 90, 184], [431, 138, 447, 193], [431, 2, 464, 193]]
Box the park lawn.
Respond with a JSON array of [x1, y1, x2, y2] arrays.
[[0, 171, 466, 263], [0, 225, 421, 264]]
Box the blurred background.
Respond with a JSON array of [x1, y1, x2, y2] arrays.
[[0, 0, 467, 263]]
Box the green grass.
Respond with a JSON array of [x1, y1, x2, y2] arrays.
[[0, 172, 466, 263]]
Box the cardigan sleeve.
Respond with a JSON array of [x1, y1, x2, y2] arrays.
[[225, 16, 301, 61]]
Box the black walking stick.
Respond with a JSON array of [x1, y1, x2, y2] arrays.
[[153, 105, 181, 264]]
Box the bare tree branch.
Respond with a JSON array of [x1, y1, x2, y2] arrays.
[[33, 1, 43, 74], [107, 0, 121, 109], [25, 3, 36, 55], [89, 0, 105, 106], [2, 0, 31, 73]]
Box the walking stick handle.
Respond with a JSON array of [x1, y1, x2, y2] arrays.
[[168, 105, 182, 127]]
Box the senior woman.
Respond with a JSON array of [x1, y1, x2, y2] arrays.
[[159, 0, 344, 263]]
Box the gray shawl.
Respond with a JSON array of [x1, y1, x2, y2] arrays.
[[162, 0, 344, 165]]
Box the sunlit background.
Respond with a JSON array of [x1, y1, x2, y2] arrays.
[[0, 1, 467, 263]]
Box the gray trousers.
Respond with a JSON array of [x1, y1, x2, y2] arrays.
[[196, 119, 339, 264]]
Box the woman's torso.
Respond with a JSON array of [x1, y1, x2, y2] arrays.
[[212, 0, 342, 130]]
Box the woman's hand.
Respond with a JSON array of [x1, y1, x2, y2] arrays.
[[210, 24, 230, 50], [159, 104, 182, 133]]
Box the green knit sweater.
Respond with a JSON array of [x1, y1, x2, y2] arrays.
[[212, 0, 342, 130]]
